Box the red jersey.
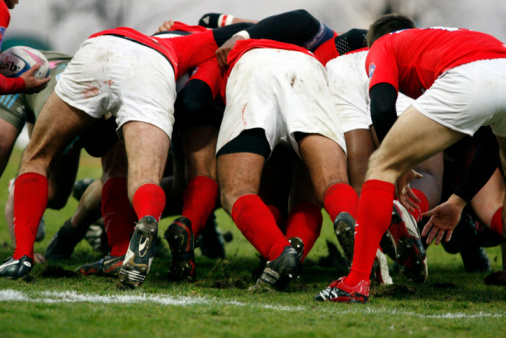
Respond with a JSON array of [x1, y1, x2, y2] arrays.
[[154, 22, 221, 99], [169, 21, 208, 34], [0, 1, 25, 94], [89, 27, 218, 80], [0, 0, 10, 49], [366, 27, 506, 99]]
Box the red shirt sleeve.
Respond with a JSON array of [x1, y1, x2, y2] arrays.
[[0, 2, 25, 94], [366, 38, 399, 91]]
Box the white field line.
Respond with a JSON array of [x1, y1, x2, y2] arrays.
[[0, 289, 503, 319]]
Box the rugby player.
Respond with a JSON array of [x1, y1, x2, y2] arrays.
[[315, 14, 506, 303]]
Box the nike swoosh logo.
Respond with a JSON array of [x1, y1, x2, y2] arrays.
[[1, 259, 20, 269], [139, 238, 149, 257]]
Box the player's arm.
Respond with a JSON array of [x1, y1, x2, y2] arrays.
[[198, 13, 258, 28], [422, 127, 500, 245], [215, 9, 328, 67], [369, 82, 398, 143]]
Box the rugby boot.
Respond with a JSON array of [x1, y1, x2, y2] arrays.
[[72, 177, 95, 201], [389, 201, 428, 283], [288, 237, 304, 262], [75, 254, 125, 277], [314, 277, 370, 303], [198, 213, 225, 259], [165, 216, 196, 282], [333, 212, 356, 269], [45, 219, 84, 260], [256, 246, 302, 289], [119, 216, 158, 289], [0, 256, 34, 279], [370, 249, 393, 285], [461, 246, 491, 273]]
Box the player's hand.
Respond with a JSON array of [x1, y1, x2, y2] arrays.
[[421, 194, 466, 245], [216, 34, 245, 68], [396, 169, 422, 211], [156, 20, 175, 33], [34, 253, 47, 264], [21, 64, 50, 94]]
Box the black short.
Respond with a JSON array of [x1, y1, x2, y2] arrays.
[[216, 128, 271, 159]]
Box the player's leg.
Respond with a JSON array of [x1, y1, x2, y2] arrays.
[[0, 118, 21, 178], [46, 179, 103, 261], [344, 129, 376, 196], [118, 121, 170, 288], [496, 135, 506, 238], [285, 156, 322, 262], [346, 107, 463, 299], [218, 148, 299, 288], [297, 134, 359, 269], [0, 92, 95, 278], [166, 125, 220, 272]]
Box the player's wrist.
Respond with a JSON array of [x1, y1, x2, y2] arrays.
[[233, 30, 250, 40], [199, 13, 235, 28], [448, 193, 467, 210]]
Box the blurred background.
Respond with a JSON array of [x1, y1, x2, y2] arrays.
[[6, 0, 506, 55], [5, 0, 506, 146]]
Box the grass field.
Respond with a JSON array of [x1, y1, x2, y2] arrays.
[[0, 150, 505, 337]]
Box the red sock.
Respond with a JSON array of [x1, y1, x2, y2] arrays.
[[410, 188, 430, 222], [181, 176, 219, 238], [13, 173, 48, 259], [285, 202, 323, 261], [132, 183, 166, 222], [346, 179, 395, 286], [231, 194, 290, 260], [323, 183, 359, 221], [491, 207, 504, 237], [102, 177, 137, 256], [266, 204, 286, 232]]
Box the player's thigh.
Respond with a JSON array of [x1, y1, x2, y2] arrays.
[[20, 92, 95, 174], [368, 105, 465, 182]]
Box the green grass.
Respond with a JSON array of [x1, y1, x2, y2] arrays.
[[0, 150, 505, 337]]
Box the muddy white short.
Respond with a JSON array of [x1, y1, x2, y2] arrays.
[[217, 48, 346, 156], [55, 35, 177, 139], [413, 58, 506, 137]]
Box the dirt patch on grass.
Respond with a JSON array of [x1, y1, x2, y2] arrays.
[[371, 284, 416, 298], [37, 264, 76, 278], [196, 259, 249, 289]]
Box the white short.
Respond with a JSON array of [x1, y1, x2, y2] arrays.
[[217, 48, 346, 156], [55, 35, 177, 139], [326, 50, 413, 133], [413, 58, 506, 137]]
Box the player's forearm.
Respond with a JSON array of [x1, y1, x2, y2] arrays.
[[0, 75, 25, 94], [370, 82, 398, 143], [243, 9, 322, 48]]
